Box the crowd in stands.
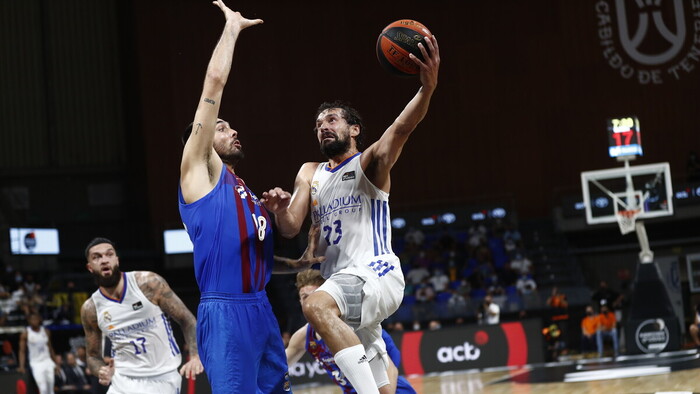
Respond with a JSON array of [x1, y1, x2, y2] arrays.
[[384, 219, 641, 361], [1, 216, 696, 377], [0, 263, 109, 392], [53, 344, 105, 394], [393, 219, 540, 329], [0, 264, 90, 329]]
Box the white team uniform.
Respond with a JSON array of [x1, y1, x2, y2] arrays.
[[91, 272, 182, 394], [26, 326, 55, 394], [311, 153, 405, 360]]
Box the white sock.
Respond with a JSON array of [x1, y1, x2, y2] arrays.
[[334, 344, 379, 394]]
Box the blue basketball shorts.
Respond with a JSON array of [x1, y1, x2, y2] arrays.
[[197, 291, 291, 393], [396, 376, 416, 394]]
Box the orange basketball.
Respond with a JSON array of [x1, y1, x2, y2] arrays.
[[376, 19, 432, 77]]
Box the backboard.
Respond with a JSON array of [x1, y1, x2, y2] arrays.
[[581, 162, 673, 225]]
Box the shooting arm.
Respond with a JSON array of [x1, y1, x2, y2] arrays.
[[362, 35, 440, 191], [80, 299, 106, 376]]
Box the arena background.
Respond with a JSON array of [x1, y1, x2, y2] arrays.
[[1, 0, 699, 392]]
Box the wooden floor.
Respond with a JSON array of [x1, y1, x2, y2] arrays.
[[295, 369, 700, 393], [295, 350, 700, 394]]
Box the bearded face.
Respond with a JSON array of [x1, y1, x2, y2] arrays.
[[213, 119, 244, 166], [86, 243, 122, 289], [91, 264, 122, 289], [320, 131, 351, 158], [214, 140, 245, 165]]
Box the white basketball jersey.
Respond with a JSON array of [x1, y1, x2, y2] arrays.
[[91, 272, 181, 377], [26, 326, 52, 365], [311, 153, 396, 278]]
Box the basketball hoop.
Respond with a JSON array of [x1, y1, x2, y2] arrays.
[[616, 209, 641, 235]]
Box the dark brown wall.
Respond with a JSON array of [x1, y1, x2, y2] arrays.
[[132, 0, 700, 230]]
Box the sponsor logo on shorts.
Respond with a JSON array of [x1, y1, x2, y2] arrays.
[[342, 171, 356, 181], [283, 372, 291, 391], [357, 354, 368, 364]]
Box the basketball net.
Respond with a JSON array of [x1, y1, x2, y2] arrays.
[[616, 208, 641, 235]]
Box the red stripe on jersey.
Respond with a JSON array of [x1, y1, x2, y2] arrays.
[[242, 186, 265, 292], [233, 180, 252, 293]]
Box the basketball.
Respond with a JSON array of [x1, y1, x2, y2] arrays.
[[376, 19, 433, 77]]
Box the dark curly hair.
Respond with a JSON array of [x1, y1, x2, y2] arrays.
[[84, 237, 116, 260], [314, 100, 365, 149]]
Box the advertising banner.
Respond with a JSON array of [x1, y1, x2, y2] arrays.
[[289, 319, 544, 386]]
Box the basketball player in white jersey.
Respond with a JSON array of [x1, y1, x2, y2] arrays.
[[262, 36, 440, 393], [80, 238, 203, 394], [18, 313, 57, 394]]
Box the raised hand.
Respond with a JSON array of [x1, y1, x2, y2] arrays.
[[410, 35, 440, 90], [261, 187, 292, 214], [213, 0, 263, 32]]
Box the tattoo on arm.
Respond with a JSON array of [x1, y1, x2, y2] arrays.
[[194, 122, 202, 136], [139, 272, 198, 356], [81, 300, 106, 376], [203, 98, 215, 105]]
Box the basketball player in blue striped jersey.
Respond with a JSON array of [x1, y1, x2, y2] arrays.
[[80, 238, 203, 393], [178, 1, 322, 392], [286, 269, 416, 394], [263, 34, 440, 393]]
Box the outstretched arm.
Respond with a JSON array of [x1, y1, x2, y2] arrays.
[[262, 162, 317, 238], [285, 324, 308, 365], [137, 272, 203, 379], [273, 225, 325, 273], [362, 35, 440, 192], [180, 0, 263, 203], [80, 299, 112, 385]]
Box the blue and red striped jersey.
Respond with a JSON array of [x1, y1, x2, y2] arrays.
[[179, 166, 274, 294], [306, 324, 354, 393]]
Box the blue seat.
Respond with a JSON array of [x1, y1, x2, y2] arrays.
[[470, 288, 486, 298], [436, 292, 452, 303]]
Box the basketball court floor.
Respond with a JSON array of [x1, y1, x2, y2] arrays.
[[295, 349, 700, 393]]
